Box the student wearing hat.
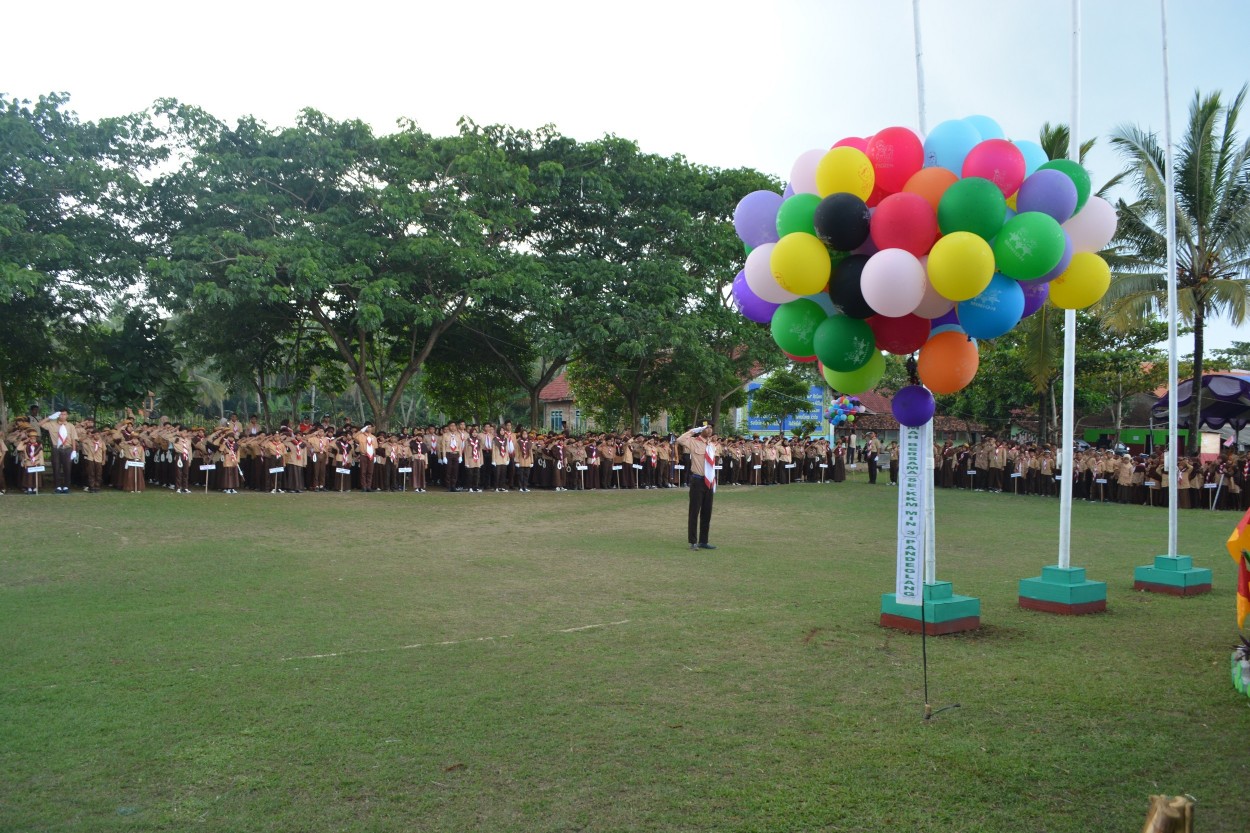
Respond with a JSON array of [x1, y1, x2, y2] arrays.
[[21, 426, 43, 494]]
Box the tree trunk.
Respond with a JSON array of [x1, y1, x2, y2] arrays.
[[0, 374, 7, 427], [1187, 304, 1205, 454]]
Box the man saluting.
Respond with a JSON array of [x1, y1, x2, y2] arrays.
[[676, 422, 719, 551]]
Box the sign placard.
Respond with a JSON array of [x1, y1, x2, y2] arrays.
[[673, 465, 685, 470], [335, 467, 351, 475], [575, 465, 588, 471], [269, 466, 286, 475], [632, 464, 643, 470], [398, 467, 412, 474], [28, 465, 47, 473], [612, 465, 622, 471], [894, 424, 925, 606], [126, 461, 144, 469], [200, 464, 217, 471]]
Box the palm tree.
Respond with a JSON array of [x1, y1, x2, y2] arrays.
[[1012, 124, 1126, 443], [1101, 86, 1250, 451]]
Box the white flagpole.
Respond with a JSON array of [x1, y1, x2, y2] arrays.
[[1161, 0, 1180, 556], [912, 0, 934, 585], [912, 0, 927, 135], [1057, 0, 1081, 571]]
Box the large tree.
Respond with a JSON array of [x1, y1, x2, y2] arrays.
[[1102, 86, 1250, 451], [148, 105, 536, 429], [0, 93, 162, 420]]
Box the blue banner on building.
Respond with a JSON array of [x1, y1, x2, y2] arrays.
[[745, 383, 825, 434]]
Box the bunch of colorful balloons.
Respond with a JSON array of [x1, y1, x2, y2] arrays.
[[828, 395, 864, 426], [730, 115, 1118, 416]]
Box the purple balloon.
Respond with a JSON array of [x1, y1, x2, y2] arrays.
[[732, 269, 780, 324], [733, 190, 783, 248], [893, 384, 936, 427], [1020, 280, 1050, 317], [1017, 169, 1079, 223], [782, 183, 796, 199], [931, 307, 960, 329], [1021, 230, 1074, 285]]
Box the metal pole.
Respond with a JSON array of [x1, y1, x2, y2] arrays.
[[1161, 0, 1180, 556], [912, 0, 927, 135], [1057, 0, 1081, 570]]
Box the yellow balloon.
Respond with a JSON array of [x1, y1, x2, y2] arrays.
[[815, 147, 875, 200], [1048, 251, 1111, 309], [770, 232, 832, 296], [1006, 192, 1018, 211], [926, 231, 995, 301]]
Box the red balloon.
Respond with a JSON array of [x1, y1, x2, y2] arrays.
[[865, 184, 888, 208], [866, 127, 925, 194], [783, 350, 818, 363], [867, 314, 932, 355], [869, 192, 940, 257]]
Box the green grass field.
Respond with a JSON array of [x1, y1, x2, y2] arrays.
[[2, 480, 1246, 832]]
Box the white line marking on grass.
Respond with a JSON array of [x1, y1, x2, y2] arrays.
[[281, 619, 631, 662]]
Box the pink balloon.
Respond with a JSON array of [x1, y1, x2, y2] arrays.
[[912, 257, 956, 320], [744, 243, 798, 304], [833, 136, 869, 152], [789, 149, 825, 196], [869, 192, 939, 257], [860, 248, 927, 318], [1062, 195, 1118, 253], [962, 139, 1026, 198], [866, 127, 925, 194]]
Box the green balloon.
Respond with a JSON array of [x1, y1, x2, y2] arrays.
[[822, 350, 886, 395], [770, 298, 828, 357], [992, 211, 1067, 280], [775, 193, 822, 237], [1038, 159, 1092, 212], [937, 177, 1007, 240], [812, 315, 877, 372]]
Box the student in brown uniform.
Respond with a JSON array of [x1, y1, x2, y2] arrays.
[[354, 424, 379, 492], [515, 428, 535, 492], [463, 426, 484, 492], [20, 427, 44, 494], [677, 422, 719, 550], [39, 411, 80, 494]]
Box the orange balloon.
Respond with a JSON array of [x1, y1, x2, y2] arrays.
[[917, 330, 980, 394], [903, 167, 959, 214]]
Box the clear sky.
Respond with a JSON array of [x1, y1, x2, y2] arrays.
[[4, 0, 1247, 349]]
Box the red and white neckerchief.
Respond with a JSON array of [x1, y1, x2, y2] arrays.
[[26, 442, 40, 462], [365, 436, 376, 459], [449, 436, 458, 452], [588, 445, 598, 461], [58, 424, 70, 447], [520, 438, 530, 456], [469, 437, 481, 462], [705, 442, 717, 492]]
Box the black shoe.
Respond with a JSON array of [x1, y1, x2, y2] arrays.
[[690, 543, 698, 551], [699, 543, 717, 550]]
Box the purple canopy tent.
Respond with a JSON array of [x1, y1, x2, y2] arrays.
[[1152, 373, 1250, 430]]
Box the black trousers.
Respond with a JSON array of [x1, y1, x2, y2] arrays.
[[868, 454, 879, 484], [51, 447, 74, 489], [688, 475, 714, 545]]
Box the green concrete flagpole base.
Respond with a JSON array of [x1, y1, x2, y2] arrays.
[[880, 581, 980, 635], [1018, 565, 1107, 615], [1133, 555, 1212, 596]]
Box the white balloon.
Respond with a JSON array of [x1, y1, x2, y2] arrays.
[[744, 243, 798, 304], [789, 149, 826, 196], [1062, 196, 1118, 253], [860, 249, 926, 317]]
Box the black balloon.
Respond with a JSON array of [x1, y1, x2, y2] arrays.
[[813, 193, 871, 251], [828, 255, 875, 319]]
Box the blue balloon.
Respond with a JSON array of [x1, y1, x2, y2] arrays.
[[923, 119, 982, 172], [964, 114, 1005, 141], [1014, 139, 1050, 176], [956, 273, 1025, 340], [802, 291, 838, 316], [929, 323, 966, 337]]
